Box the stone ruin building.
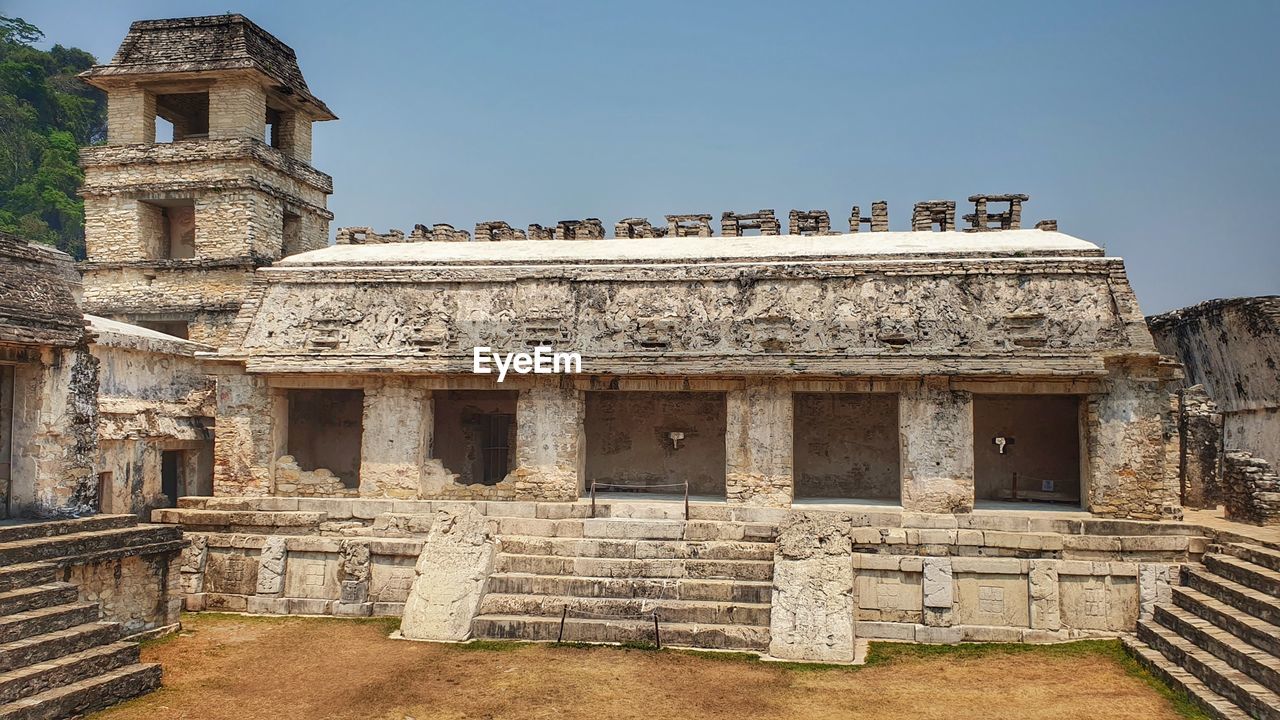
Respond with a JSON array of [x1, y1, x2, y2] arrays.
[[0, 12, 1277, 718]]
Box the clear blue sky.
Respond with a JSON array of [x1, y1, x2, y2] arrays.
[[11, 0, 1279, 313]]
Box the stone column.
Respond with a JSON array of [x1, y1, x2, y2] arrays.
[[359, 380, 431, 499], [725, 379, 794, 507], [1085, 364, 1182, 520], [248, 536, 287, 615], [1179, 385, 1223, 509], [899, 379, 974, 513], [768, 512, 855, 662], [510, 377, 582, 501], [105, 86, 154, 145], [213, 372, 277, 496]]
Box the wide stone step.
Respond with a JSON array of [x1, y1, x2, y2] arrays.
[[0, 623, 122, 674], [472, 613, 770, 651], [494, 553, 774, 581], [1185, 566, 1280, 626], [1205, 554, 1280, 598], [479, 593, 771, 626], [497, 536, 775, 561], [1222, 543, 1280, 574], [1138, 620, 1280, 720], [0, 568, 55, 597], [0, 642, 139, 704], [1174, 586, 1280, 658], [0, 517, 136, 546], [0, 526, 181, 567], [0, 604, 99, 645], [1122, 637, 1253, 720], [0, 585, 79, 619], [1155, 604, 1280, 695], [0, 662, 161, 720], [486, 573, 773, 604]]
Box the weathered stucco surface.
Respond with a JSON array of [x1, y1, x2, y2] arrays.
[[769, 512, 855, 662]]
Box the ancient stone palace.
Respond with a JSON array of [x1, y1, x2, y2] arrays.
[[1, 12, 1278, 719]]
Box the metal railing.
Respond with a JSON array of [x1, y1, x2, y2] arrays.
[[589, 480, 690, 520]]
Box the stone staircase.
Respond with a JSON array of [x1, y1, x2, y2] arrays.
[[471, 506, 778, 651], [1125, 541, 1280, 720], [0, 515, 179, 719]]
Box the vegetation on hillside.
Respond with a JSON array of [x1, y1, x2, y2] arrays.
[[0, 15, 105, 259]]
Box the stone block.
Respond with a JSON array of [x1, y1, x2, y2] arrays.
[[246, 596, 289, 615]]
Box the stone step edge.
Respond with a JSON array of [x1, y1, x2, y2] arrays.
[[1185, 567, 1280, 623], [488, 571, 772, 585], [0, 524, 180, 553], [495, 552, 773, 566], [0, 516, 137, 545], [1155, 604, 1280, 694], [481, 592, 771, 611], [1122, 637, 1254, 720], [1222, 543, 1280, 573], [1139, 620, 1280, 719], [0, 622, 123, 672], [27, 538, 188, 572], [0, 641, 139, 700], [0, 662, 162, 716], [1204, 554, 1280, 593], [497, 534, 778, 551], [0, 583, 78, 606], [1173, 585, 1280, 656], [472, 613, 771, 637]]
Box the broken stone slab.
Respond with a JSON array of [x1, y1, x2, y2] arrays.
[[400, 506, 498, 641]]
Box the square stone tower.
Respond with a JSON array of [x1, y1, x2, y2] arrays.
[[78, 14, 336, 345]]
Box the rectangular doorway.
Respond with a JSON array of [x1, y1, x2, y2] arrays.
[[433, 390, 519, 486], [161, 450, 182, 507], [584, 391, 727, 498], [793, 393, 901, 502], [973, 394, 1082, 506]]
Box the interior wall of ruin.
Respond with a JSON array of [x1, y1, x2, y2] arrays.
[[972, 395, 1082, 504], [213, 372, 277, 496], [286, 388, 362, 487], [585, 391, 727, 496], [510, 378, 583, 501], [793, 393, 900, 500], [726, 380, 794, 506], [432, 390, 518, 487]]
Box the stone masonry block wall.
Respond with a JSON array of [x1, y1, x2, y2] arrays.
[[1179, 385, 1223, 509], [899, 381, 974, 513], [726, 380, 793, 507], [209, 79, 267, 141], [1085, 365, 1182, 520], [213, 372, 278, 497], [1222, 451, 1280, 526], [106, 86, 155, 145], [65, 552, 183, 635]]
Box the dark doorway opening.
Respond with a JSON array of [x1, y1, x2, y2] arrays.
[[161, 450, 181, 507], [433, 390, 518, 486]]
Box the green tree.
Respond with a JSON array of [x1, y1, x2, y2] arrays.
[[0, 15, 105, 259]]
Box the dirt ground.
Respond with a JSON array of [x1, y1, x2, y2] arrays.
[[92, 614, 1204, 720]]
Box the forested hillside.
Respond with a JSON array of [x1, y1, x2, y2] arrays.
[[0, 16, 105, 259]]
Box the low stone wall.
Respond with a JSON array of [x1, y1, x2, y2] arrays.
[[65, 551, 183, 635], [1222, 451, 1280, 526], [157, 497, 1214, 655]]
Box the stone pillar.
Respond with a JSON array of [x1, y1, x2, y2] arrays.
[[359, 380, 431, 499], [336, 540, 373, 617], [208, 79, 267, 141], [248, 535, 288, 614], [1028, 560, 1061, 630], [213, 373, 278, 496], [1179, 385, 1223, 509], [768, 512, 855, 662], [510, 377, 583, 501], [106, 86, 155, 145], [1085, 365, 1182, 520], [899, 380, 974, 513], [725, 380, 793, 507]]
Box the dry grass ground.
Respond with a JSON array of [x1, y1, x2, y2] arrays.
[[92, 614, 1208, 720]]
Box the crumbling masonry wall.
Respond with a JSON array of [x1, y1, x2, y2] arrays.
[[1222, 451, 1280, 525]]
